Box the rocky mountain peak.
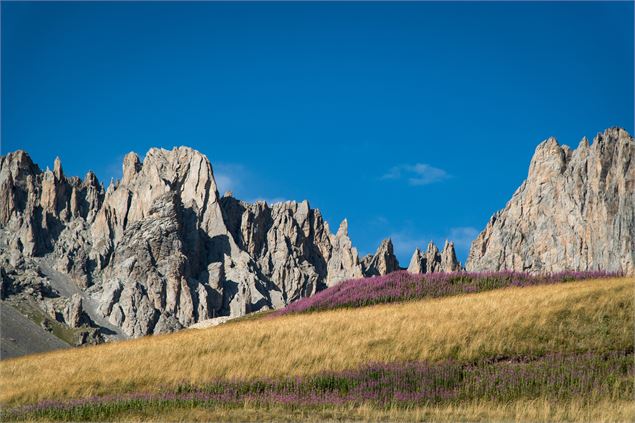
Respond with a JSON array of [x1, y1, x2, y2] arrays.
[[122, 152, 141, 184], [601, 126, 630, 140], [407, 240, 461, 274], [440, 241, 461, 272], [578, 136, 590, 149], [337, 218, 349, 236], [53, 157, 64, 180], [528, 136, 569, 183], [426, 241, 439, 256], [83, 170, 99, 186], [326, 218, 363, 286], [0, 150, 39, 188], [468, 127, 634, 274], [407, 248, 424, 274], [361, 238, 399, 276], [4, 146, 380, 339]]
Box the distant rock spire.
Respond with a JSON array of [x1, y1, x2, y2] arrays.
[[407, 248, 425, 274], [441, 241, 461, 272], [326, 218, 363, 286], [53, 157, 63, 180], [122, 152, 141, 184], [407, 240, 462, 274], [362, 238, 400, 276]]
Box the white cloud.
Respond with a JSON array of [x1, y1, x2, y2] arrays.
[[448, 226, 480, 250], [387, 231, 430, 258], [213, 163, 289, 204], [213, 163, 246, 194], [101, 154, 125, 183], [381, 163, 449, 186]]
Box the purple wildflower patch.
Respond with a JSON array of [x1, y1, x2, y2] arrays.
[[5, 350, 632, 420], [272, 270, 620, 316]]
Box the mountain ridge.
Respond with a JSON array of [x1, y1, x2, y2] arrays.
[[0, 146, 459, 346], [1, 126, 632, 352]]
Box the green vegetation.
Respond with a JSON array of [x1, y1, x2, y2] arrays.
[[11, 298, 89, 346]]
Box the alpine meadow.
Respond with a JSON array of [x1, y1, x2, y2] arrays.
[[1, 1, 634, 422]]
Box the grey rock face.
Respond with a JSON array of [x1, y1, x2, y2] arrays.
[[63, 294, 91, 328], [424, 242, 441, 273], [440, 241, 462, 273], [326, 220, 364, 286], [0, 146, 386, 339], [406, 241, 462, 274], [361, 239, 400, 276], [220, 197, 324, 306], [219, 197, 364, 306], [407, 248, 425, 274], [99, 192, 213, 337], [467, 127, 635, 274]]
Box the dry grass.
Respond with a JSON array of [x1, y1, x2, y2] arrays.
[[13, 399, 634, 422], [1, 277, 633, 407], [90, 399, 635, 422]]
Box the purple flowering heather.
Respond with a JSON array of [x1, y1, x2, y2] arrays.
[[272, 270, 620, 316], [5, 351, 632, 420]]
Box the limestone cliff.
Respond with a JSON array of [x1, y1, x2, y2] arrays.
[[467, 127, 634, 274], [0, 147, 389, 340]]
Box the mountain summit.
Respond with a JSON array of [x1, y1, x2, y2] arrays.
[[1, 147, 424, 343], [467, 127, 634, 274]]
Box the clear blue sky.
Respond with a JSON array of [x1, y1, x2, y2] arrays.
[[2, 1, 633, 264]]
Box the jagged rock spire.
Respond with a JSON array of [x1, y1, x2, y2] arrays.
[[407, 248, 425, 274], [2, 146, 388, 339], [468, 127, 634, 274], [122, 152, 141, 184], [326, 219, 364, 286], [441, 240, 461, 272], [407, 240, 462, 274], [362, 238, 400, 276], [53, 157, 63, 180]]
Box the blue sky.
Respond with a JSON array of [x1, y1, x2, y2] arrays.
[[2, 1, 633, 264]]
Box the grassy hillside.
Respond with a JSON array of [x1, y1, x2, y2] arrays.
[[274, 270, 619, 315], [0, 277, 633, 421], [6, 349, 632, 421], [42, 400, 632, 422]]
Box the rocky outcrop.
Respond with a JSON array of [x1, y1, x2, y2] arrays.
[[406, 248, 425, 274], [63, 294, 91, 328], [219, 197, 365, 304], [0, 147, 235, 338], [1, 146, 402, 340], [326, 220, 364, 286], [467, 127, 635, 274], [407, 241, 461, 274], [97, 192, 220, 336], [440, 241, 462, 272], [220, 197, 326, 307], [361, 239, 400, 276]]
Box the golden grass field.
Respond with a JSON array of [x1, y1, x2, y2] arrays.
[[105, 399, 635, 422], [1, 276, 632, 410]]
